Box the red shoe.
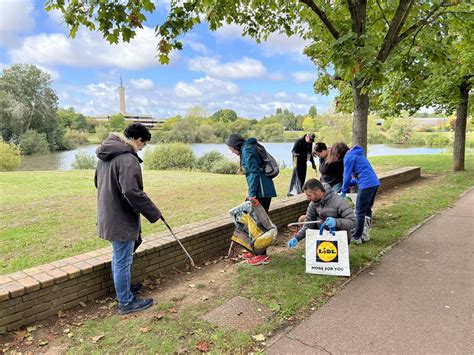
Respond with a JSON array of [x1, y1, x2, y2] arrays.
[[242, 252, 254, 259], [246, 255, 270, 266]]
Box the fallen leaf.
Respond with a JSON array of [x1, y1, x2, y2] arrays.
[[369, 272, 375, 276], [14, 330, 27, 339], [38, 340, 49, 346], [445, 305, 450, 309], [200, 296, 209, 301], [92, 334, 105, 343], [79, 302, 87, 308], [107, 301, 117, 309], [252, 334, 266, 342], [257, 308, 262, 312], [196, 340, 209, 352], [63, 328, 70, 334], [152, 313, 164, 321], [26, 326, 37, 332], [72, 322, 83, 327], [208, 280, 215, 283], [168, 308, 178, 314], [26, 336, 34, 341], [139, 327, 150, 333], [67, 332, 74, 338], [188, 284, 196, 288]]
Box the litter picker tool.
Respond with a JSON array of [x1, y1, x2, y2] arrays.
[[161, 217, 196, 268], [287, 220, 323, 227]]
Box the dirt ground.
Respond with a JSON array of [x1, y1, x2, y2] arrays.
[[0, 176, 437, 354]]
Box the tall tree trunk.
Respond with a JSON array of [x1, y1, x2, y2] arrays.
[[453, 80, 470, 171], [351, 78, 369, 154]]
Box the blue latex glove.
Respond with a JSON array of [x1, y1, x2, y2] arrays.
[[319, 224, 336, 236], [338, 192, 346, 198], [324, 217, 336, 229], [287, 237, 299, 249]]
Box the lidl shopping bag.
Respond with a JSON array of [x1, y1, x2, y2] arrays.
[[305, 229, 350, 276], [229, 201, 277, 254]]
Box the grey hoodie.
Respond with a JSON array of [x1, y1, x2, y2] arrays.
[[94, 134, 161, 242], [296, 190, 356, 241]]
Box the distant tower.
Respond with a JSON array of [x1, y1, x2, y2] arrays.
[[118, 76, 126, 114]]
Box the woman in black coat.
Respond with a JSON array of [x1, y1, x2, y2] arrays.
[[288, 132, 316, 195]]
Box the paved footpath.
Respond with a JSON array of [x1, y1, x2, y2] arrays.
[[267, 188, 474, 354]]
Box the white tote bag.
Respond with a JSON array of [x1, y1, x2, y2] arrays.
[[305, 229, 351, 277]]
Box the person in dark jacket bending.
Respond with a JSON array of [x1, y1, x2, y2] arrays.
[[225, 134, 277, 266], [289, 133, 316, 194], [95, 123, 161, 315], [313, 142, 344, 193], [287, 178, 356, 248]]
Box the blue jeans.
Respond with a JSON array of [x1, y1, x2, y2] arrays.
[[353, 186, 378, 240], [111, 240, 135, 304]]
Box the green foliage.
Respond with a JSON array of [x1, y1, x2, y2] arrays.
[[0, 64, 63, 150], [211, 109, 238, 123], [65, 129, 89, 146], [308, 105, 317, 118], [387, 116, 415, 144], [317, 115, 352, 145], [209, 159, 240, 175], [95, 125, 109, 142], [257, 123, 284, 142], [423, 133, 451, 147], [72, 152, 97, 170], [302, 116, 316, 132], [144, 143, 196, 170], [194, 151, 226, 171], [109, 114, 126, 131], [229, 119, 252, 137], [19, 130, 50, 155], [0, 139, 22, 171], [57, 107, 90, 131]]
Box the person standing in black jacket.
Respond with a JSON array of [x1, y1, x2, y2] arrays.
[[313, 142, 344, 193], [288, 133, 316, 195]]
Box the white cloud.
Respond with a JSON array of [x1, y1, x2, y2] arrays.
[[0, 0, 35, 46], [174, 82, 202, 98], [175, 76, 239, 98], [9, 26, 178, 70], [292, 71, 316, 83], [188, 56, 267, 79], [35, 65, 60, 81], [130, 78, 154, 89]]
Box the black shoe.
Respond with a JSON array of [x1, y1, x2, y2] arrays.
[[118, 297, 153, 315], [130, 282, 143, 294]]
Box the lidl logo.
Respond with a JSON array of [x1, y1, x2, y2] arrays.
[[316, 241, 338, 262]]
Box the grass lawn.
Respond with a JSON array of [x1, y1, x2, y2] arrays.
[[1, 153, 473, 275], [43, 154, 474, 353]]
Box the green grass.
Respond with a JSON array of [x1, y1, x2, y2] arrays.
[[1, 153, 472, 275], [62, 154, 473, 353]]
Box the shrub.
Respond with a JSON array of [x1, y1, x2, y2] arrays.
[[209, 160, 240, 174], [65, 129, 89, 146], [195, 151, 226, 171], [0, 140, 22, 171], [387, 116, 414, 144], [96, 125, 109, 142], [408, 133, 426, 146], [423, 133, 451, 147], [144, 143, 196, 170], [19, 130, 50, 155], [72, 152, 97, 170]]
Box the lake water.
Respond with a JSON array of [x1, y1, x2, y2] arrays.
[[17, 143, 448, 171]]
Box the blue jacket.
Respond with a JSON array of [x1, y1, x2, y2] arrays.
[[341, 146, 380, 193], [241, 138, 277, 198]]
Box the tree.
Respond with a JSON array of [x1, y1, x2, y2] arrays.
[[210, 109, 238, 123], [45, 0, 463, 155], [57, 107, 89, 131], [0, 64, 61, 149], [258, 123, 284, 142], [302, 116, 316, 132], [308, 105, 318, 118], [387, 115, 414, 144], [109, 114, 126, 131], [375, 6, 473, 170]]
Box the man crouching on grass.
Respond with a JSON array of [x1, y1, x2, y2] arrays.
[[287, 179, 356, 249], [95, 123, 162, 315]]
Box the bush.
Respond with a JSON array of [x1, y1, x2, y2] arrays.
[[144, 143, 196, 170], [0, 140, 22, 171], [195, 151, 226, 171], [65, 129, 89, 146], [19, 130, 50, 155], [387, 116, 414, 144], [72, 152, 97, 170], [209, 160, 240, 174], [408, 133, 426, 146], [423, 133, 451, 146], [96, 125, 109, 142]]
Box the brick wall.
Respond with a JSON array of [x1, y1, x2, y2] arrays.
[[0, 167, 420, 333]]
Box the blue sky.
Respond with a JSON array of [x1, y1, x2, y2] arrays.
[[0, 0, 336, 119]]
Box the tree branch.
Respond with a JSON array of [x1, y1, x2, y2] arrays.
[[299, 0, 340, 39], [376, 0, 390, 28], [393, 1, 452, 49], [376, 0, 416, 63]]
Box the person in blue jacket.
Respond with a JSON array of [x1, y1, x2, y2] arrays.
[[225, 134, 277, 265], [327, 143, 379, 244]]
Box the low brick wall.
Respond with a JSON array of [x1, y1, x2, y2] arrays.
[[378, 167, 421, 192], [0, 167, 420, 333]]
